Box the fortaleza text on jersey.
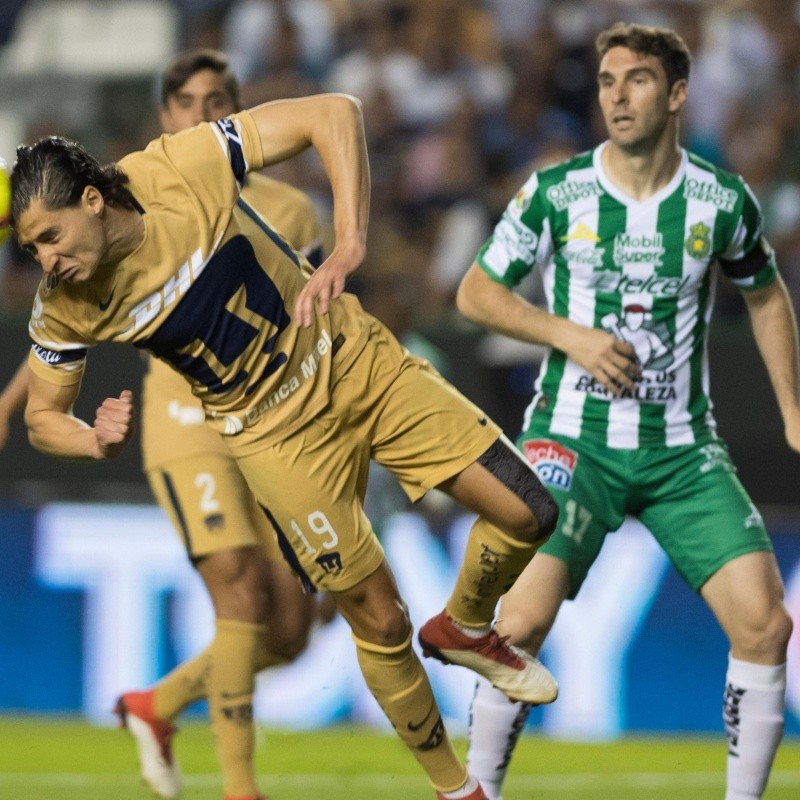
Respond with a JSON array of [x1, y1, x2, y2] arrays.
[[575, 373, 678, 401]]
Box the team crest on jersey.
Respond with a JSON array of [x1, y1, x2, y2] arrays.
[[316, 551, 343, 575], [513, 188, 532, 214], [44, 273, 59, 294], [522, 439, 577, 491], [684, 222, 711, 260], [204, 513, 225, 531]]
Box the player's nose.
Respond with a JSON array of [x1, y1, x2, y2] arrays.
[[40, 247, 59, 274]]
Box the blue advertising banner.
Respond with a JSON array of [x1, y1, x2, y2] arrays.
[[1, 502, 799, 738]]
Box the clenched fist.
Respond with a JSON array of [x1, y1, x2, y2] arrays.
[[93, 389, 135, 459]]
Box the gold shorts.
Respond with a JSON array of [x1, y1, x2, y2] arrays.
[[234, 320, 501, 592], [147, 452, 282, 563]]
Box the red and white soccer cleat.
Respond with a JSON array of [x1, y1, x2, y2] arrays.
[[418, 610, 558, 705], [115, 690, 182, 799]]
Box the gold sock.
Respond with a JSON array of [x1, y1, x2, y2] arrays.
[[153, 647, 210, 720], [152, 632, 284, 721], [209, 618, 265, 798], [353, 632, 468, 793], [447, 517, 538, 628]]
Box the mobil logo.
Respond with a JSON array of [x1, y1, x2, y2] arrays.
[[522, 439, 578, 491]]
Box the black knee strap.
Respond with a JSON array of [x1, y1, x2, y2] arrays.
[[477, 437, 558, 538]]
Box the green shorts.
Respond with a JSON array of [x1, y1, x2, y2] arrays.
[[518, 424, 773, 597]]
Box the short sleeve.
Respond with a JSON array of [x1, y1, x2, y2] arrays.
[[476, 172, 553, 288]]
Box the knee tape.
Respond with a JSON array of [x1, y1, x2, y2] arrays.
[[477, 436, 558, 537]]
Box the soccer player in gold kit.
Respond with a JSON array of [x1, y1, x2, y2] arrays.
[[11, 81, 559, 799], [0, 49, 325, 800], [126, 50, 326, 799]]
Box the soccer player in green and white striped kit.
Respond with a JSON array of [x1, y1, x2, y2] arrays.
[[459, 22, 799, 800]]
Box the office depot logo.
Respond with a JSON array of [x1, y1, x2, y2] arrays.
[[522, 439, 578, 491]]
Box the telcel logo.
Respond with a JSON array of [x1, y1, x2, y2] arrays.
[[523, 439, 578, 490]]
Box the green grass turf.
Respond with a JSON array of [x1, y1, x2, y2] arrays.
[[0, 718, 798, 799]]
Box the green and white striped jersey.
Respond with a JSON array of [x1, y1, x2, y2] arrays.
[[477, 143, 778, 449]]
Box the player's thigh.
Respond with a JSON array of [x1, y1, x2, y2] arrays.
[[517, 431, 626, 600], [147, 453, 273, 560], [234, 418, 384, 594], [370, 351, 501, 501], [638, 441, 773, 592]]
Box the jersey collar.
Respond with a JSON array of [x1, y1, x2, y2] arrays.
[[592, 141, 688, 208]]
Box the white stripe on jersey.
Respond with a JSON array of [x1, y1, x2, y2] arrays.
[[664, 173, 708, 446], [549, 164, 599, 439], [604, 200, 657, 448]]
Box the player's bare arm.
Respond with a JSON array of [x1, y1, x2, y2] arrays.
[[457, 263, 641, 396], [0, 359, 29, 449], [248, 94, 370, 326], [25, 370, 135, 460], [742, 275, 800, 452]]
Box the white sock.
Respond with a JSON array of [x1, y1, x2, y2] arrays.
[[724, 655, 786, 800], [467, 675, 531, 800], [440, 774, 480, 799]]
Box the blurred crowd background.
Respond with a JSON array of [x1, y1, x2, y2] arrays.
[[0, 0, 799, 508]]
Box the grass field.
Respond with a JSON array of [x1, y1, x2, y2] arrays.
[[1, 718, 799, 799]]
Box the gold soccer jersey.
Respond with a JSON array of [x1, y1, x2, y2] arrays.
[[142, 172, 322, 470], [27, 112, 368, 456]]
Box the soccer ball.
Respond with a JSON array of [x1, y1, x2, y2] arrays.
[[0, 157, 11, 246]]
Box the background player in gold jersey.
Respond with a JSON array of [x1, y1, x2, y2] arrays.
[[0, 49, 327, 800], [12, 89, 559, 800]]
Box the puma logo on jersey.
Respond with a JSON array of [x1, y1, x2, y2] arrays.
[[315, 551, 343, 575]]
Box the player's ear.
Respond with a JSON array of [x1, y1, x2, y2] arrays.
[[668, 78, 687, 113], [83, 185, 105, 216]]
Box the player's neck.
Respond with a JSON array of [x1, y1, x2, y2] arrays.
[[601, 132, 682, 202], [101, 205, 145, 266]]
